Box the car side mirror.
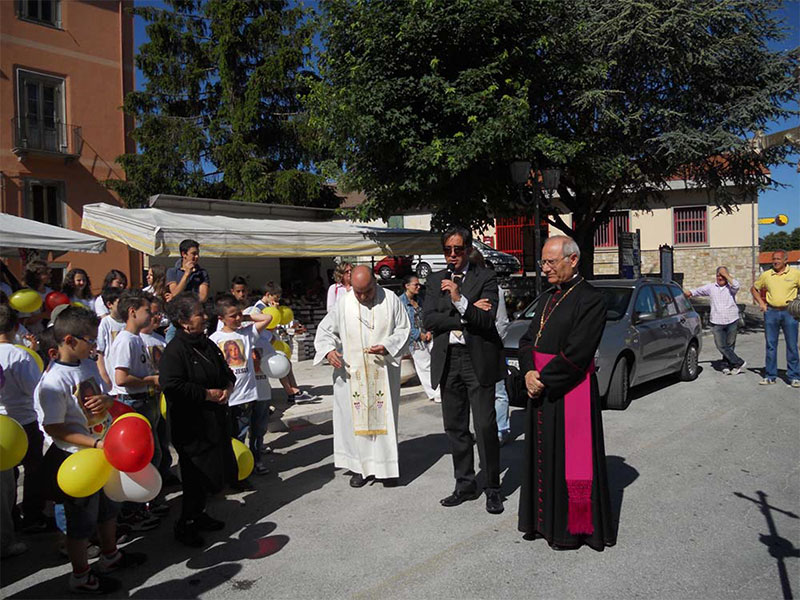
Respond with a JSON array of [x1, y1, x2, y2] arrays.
[[512, 310, 522, 320], [634, 311, 657, 324]]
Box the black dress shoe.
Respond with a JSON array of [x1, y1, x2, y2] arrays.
[[440, 488, 480, 507], [350, 473, 369, 488], [550, 543, 580, 551], [380, 478, 399, 488], [195, 512, 225, 531], [174, 521, 204, 548], [485, 489, 504, 514]]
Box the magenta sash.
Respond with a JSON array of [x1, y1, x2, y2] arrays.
[[534, 351, 594, 535]]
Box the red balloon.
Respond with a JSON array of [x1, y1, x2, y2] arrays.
[[108, 401, 134, 420], [45, 291, 70, 312], [103, 415, 154, 473]]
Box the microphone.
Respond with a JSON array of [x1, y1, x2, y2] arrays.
[[445, 263, 456, 280]]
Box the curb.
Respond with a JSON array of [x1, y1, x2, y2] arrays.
[[270, 389, 431, 432]]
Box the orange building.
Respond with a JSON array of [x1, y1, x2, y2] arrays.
[[0, 0, 141, 293]]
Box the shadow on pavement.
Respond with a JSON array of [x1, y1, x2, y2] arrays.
[[398, 432, 449, 486], [606, 455, 640, 538], [734, 490, 799, 600]]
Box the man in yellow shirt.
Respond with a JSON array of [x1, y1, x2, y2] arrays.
[[750, 250, 800, 387]]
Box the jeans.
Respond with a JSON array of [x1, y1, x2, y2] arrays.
[[165, 323, 177, 344], [711, 321, 744, 369], [764, 308, 800, 381], [230, 402, 270, 459], [494, 378, 510, 435]]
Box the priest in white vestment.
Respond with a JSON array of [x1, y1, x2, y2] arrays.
[[314, 266, 411, 487]]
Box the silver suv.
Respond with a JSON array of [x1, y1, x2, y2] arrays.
[[503, 278, 703, 409]]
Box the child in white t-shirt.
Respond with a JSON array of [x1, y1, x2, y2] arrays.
[[34, 306, 145, 594], [107, 291, 160, 461], [249, 332, 277, 474], [209, 294, 273, 483], [95, 287, 125, 388], [0, 305, 44, 556]]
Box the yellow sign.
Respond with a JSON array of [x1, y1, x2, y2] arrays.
[[758, 214, 789, 226]]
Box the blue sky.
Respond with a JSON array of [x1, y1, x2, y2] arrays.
[[132, 1, 799, 236]]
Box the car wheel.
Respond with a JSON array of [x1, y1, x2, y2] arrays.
[[605, 356, 630, 410], [378, 265, 392, 280], [679, 341, 699, 381], [416, 262, 431, 278]]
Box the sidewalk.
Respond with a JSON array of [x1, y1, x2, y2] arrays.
[[269, 358, 429, 431]]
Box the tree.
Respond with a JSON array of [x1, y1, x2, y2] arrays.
[[109, 0, 337, 208], [761, 227, 800, 251], [308, 0, 798, 276]]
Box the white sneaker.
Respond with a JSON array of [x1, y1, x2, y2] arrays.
[[735, 362, 747, 375], [431, 396, 442, 404], [791, 379, 800, 388], [759, 378, 777, 385], [722, 368, 731, 375]]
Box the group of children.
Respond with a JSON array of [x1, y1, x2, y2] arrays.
[[0, 273, 314, 594]]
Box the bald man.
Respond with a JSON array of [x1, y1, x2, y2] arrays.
[[314, 266, 411, 487]]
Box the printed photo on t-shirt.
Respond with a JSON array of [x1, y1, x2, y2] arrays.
[[149, 346, 164, 370], [75, 377, 106, 429], [252, 348, 262, 374], [219, 339, 246, 367]]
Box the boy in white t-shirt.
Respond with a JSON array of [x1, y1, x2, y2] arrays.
[[107, 291, 160, 465], [95, 287, 125, 389], [250, 332, 276, 474], [209, 294, 273, 482], [0, 305, 44, 556], [35, 306, 145, 594]]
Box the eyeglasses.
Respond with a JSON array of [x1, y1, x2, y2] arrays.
[[443, 245, 466, 255], [74, 335, 97, 346], [537, 255, 573, 269]]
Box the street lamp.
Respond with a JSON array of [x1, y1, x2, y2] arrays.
[[510, 160, 539, 291]]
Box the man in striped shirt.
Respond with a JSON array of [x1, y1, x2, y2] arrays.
[[685, 266, 745, 375]]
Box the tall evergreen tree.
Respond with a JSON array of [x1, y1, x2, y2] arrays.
[[308, 0, 798, 276], [110, 0, 337, 208]]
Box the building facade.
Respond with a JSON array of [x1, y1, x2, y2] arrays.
[[0, 0, 141, 291]]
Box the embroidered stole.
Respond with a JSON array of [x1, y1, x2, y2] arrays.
[[343, 291, 392, 436], [533, 351, 595, 535]]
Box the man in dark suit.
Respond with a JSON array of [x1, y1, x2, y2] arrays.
[[422, 226, 504, 514]]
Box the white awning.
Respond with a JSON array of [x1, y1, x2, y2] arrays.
[[81, 203, 441, 258], [0, 213, 107, 256]]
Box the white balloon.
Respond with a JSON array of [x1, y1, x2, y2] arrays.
[[265, 352, 291, 379], [103, 463, 162, 503]]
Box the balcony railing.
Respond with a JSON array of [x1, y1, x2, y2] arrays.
[[11, 116, 82, 161]]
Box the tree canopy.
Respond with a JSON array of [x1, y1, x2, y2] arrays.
[[110, 0, 337, 208], [308, 0, 798, 275], [761, 227, 800, 252]]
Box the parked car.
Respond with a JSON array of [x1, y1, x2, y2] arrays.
[[414, 239, 521, 278], [503, 278, 703, 410], [374, 255, 414, 280]]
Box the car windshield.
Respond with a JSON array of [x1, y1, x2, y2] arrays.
[[521, 286, 632, 322]]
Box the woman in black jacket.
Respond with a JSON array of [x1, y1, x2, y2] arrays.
[[159, 292, 236, 547]]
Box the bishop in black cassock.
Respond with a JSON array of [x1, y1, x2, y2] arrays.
[[517, 235, 616, 551]]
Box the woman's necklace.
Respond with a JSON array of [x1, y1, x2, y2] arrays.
[[534, 278, 583, 347]]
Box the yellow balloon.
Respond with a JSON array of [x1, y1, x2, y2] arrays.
[[112, 412, 152, 428], [71, 301, 86, 309], [57, 448, 113, 498], [261, 306, 282, 330], [231, 438, 254, 481], [160, 393, 167, 420], [271, 339, 292, 360], [9, 289, 42, 313], [279, 306, 294, 325], [0, 415, 29, 471], [14, 344, 43, 373]]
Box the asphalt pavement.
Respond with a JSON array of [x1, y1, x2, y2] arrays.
[[1, 330, 798, 599]]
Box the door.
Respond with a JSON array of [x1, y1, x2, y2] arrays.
[[654, 283, 691, 372], [20, 74, 63, 152], [631, 285, 667, 379]]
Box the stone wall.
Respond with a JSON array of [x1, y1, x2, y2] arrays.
[[594, 246, 759, 304]]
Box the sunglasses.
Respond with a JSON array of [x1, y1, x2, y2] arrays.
[[74, 335, 97, 346], [443, 245, 466, 255]]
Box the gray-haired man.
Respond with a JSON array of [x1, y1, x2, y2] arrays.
[[684, 266, 745, 375]]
